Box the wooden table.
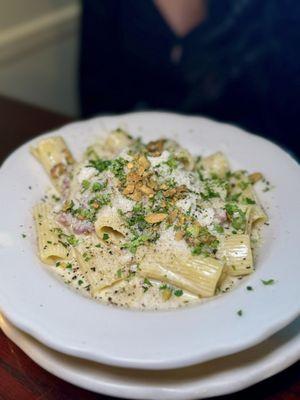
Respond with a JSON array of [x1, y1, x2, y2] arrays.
[[0, 95, 299, 400]]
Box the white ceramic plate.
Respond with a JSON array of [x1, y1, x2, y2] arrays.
[[0, 112, 299, 370], [1, 314, 299, 400]]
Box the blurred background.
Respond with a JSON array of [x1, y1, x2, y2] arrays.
[[0, 0, 299, 155], [0, 0, 79, 116]]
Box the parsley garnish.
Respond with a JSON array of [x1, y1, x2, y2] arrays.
[[142, 278, 153, 292], [66, 235, 79, 246], [225, 203, 246, 231], [192, 241, 218, 256], [53, 229, 79, 247], [83, 252, 92, 262], [73, 207, 97, 222], [92, 181, 106, 192], [214, 224, 224, 234], [201, 183, 220, 200], [246, 286, 253, 291], [125, 203, 148, 231], [159, 284, 168, 290], [227, 192, 241, 202], [81, 180, 90, 191], [261, 279, 275, 285], [237, 309, 243, 316], [52, 194, 61, 202], [88, 159, 111, 173], [174, 289, 183, 297], [242, 197, 256, 205], [122, 234, 149, 253], [238, 181, 249, 190], [110, 158, 127, 183], [165, 155, 178, 170], [159, 285, 183, 298], [102, 233, 109, 241], [116, 269, 122, 278]]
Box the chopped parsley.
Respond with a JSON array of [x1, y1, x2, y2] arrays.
[[237, 309, 243, 316], [238, 181, 249, 190], [187, 224, 219, 256], [122, 234, 149, 253], [201, 183, 220, 200], [82, 252, 92, 262], [81, 180, 90, 191], [116, 268, 122, 278], [142, 278, 153, 292], [214, 224, 224, 234], [227, 192, 241, 202], [261, 279, 275, 285], [174, 289, 183, 297], [21, 233, 26, 238], [125, 203, 148, 231], [52, 194, 61, 202], [88, 158, 111, 173], [242, 197, 256, 205], [110, 157, 127, 183], [53, 229, 79, 247], [158, 285, 183, 299], [72, 207, 97, 222], [159, 284, 168, 290], [165, 155, 178, 170], [102, 233, 110, 241], [165, 178, 177, 189], [246, 286, 254, 291], [66, 235, 79, 246], [92, 181, 107, 192], [88, 194, 111, 209], [225, 203, 246, 231]]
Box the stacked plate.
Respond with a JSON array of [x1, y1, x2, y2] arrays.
[[0, 113, 299, 399], [1, 315, 299, 399]]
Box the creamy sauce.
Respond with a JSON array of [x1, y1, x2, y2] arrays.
[[50, 260, 200, 310], [34, 132, 268, 310], [47, 224, 262, 310]]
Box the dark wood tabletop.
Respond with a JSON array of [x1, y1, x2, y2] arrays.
[[0, 95, 299, 400]]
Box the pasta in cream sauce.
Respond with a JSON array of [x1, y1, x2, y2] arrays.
[[32, 129, 267, 309]]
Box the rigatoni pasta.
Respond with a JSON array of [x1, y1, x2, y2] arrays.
[[94, 208, 128, 243], [217, 234, 253, 276], [32, 130, 268, 310], [33, 203, 71, 264], [31, 136, 75, 194], [139, 252, 223, 297]]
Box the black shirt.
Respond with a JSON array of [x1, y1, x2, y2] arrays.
[[80, 0, 300, 156]]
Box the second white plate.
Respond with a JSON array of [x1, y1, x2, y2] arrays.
[[1, 314, 299, 400]]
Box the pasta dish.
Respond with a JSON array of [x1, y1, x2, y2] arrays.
[[32, 129, 267, 309]]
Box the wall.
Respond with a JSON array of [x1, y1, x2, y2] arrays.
[[0, 0, 80, 116]]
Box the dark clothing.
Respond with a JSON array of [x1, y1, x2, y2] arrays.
[[80, 0, 300, 156]]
